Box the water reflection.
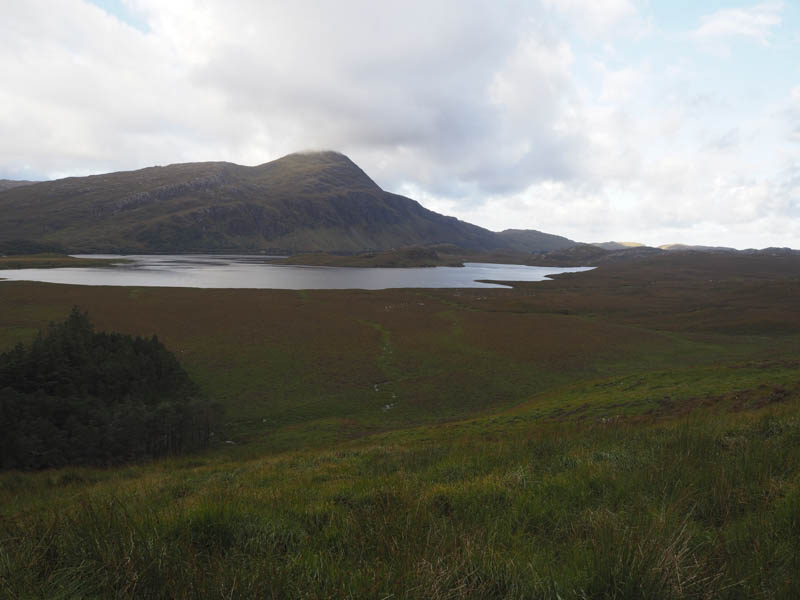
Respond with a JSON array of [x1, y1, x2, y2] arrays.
[[0, 254, 593, 290]]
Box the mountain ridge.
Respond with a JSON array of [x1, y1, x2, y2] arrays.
[[0, 152, 573, 255]]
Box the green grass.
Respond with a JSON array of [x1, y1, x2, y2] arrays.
[[0, 254, 121, 270], [1, 253, 800, 597], [2, 402, 800, 598]]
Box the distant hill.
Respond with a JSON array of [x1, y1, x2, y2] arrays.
[[659, 243, 736, 252], [528, 243, 800, 267], [591, 241, 645, 250], [0, 152, 575, 255], [0, 179, 36, 192], [595, 241, 743, 253], [528, 243, 665, 266], [496, 229, 576, 252], [594, 241, 747, 253]]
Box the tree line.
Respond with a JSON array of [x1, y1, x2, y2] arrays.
[[0, 308, 220, 469]]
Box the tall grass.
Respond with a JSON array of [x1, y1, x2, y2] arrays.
[[3, 406, 799, 598]]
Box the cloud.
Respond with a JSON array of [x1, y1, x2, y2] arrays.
[[0, 0, 239, 178], [541, 0, 646, 37], [126, 0, 589, 199], [691, 2, 784, 45], [788, 86, 800, 143]]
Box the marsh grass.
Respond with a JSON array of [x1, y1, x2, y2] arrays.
[[3, 402, 800, 598]]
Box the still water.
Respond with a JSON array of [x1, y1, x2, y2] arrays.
[[0, 254, 593, 289]]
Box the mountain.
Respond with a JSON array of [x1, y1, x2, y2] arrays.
[[0, 152, 572, 255], [0, 179, 36, 192], [496, 229, 576, 252]]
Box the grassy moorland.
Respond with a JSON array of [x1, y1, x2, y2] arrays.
[[0, 252, 799, 598], [0, 253, 121, 270]]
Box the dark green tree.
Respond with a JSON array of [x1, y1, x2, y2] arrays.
[[0, 307, 220, 469]]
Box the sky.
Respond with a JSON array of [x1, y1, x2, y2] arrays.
[[1, 1, 798, 248]]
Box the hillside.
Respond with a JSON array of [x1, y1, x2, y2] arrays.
[[0, 152, 570, 255], [594, 241, 742, 253], [496, 228, 576, 252], [0, 179, 36, 192], [660, 243, 737, 252], [591, 241, 645, 250], [525, 242, 665, 266]]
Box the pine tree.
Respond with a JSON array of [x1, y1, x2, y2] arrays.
[[0, 307, 219, 469]]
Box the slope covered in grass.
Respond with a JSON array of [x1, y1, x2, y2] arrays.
[[0, 252, 799, 597], [2, 389, 799, 598]]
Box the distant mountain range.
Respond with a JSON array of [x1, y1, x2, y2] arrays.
[[592, 241, 737, 252], [529, 242, 799, 267], [0, 152, 576, 255], [0, 153, 794, 258]]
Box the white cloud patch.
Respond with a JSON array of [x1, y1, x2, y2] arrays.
[[541, 0, 646, 37], [788, 86, 800, 143], [692, 2, 784, 45]]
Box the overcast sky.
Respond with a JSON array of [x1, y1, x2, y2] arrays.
[[1, 1, 799, 248]]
